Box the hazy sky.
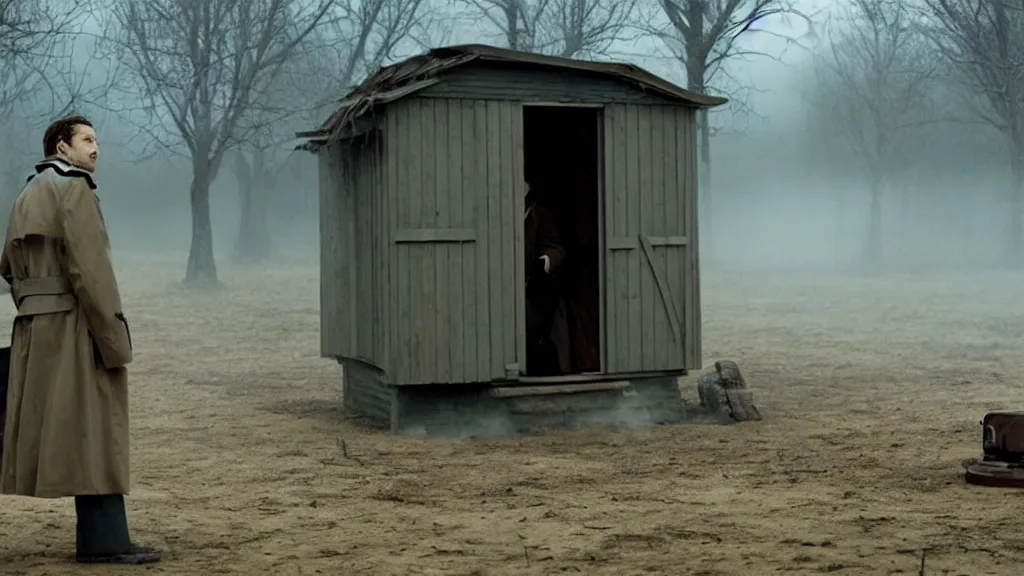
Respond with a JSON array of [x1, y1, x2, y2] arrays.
[[442, 0, 830, 131]]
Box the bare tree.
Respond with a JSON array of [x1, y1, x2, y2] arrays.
[[0, 1, 111, 224], [921, 0, 1024, 266], [0, 0, 108, 137], [461, 0, 639, 58], [0, 0, 82, 115], [103, 0, 336, 286], [317, 0, 435, 94], [650, 0, 815, 250], [288, 0, 444, 123], [230, 146, 274, 264], [813, 0, 935, 267], [227, 68, 308, 265]]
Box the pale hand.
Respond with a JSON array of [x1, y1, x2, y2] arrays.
[[540, 255, 550, 273]]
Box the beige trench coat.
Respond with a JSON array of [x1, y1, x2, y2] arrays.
[[0, 155, 133, 498]]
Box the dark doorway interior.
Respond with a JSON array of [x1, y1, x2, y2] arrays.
[[522, 105, 601, 377]]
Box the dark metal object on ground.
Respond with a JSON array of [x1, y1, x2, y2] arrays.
[[980, 411, 1024, 461], [964, 411, 1024, 488], [964, 458, 1024, 488], [697, 360, 762, 423]]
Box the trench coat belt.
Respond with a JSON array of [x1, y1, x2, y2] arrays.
[[12, 276, 74, 317]]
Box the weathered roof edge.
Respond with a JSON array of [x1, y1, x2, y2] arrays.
[[297, 44, 728, 151]]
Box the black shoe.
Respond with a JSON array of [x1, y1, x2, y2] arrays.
[[76, 544, 162, 564]]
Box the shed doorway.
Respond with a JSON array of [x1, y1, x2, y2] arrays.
[[522, 104, 602, 377]]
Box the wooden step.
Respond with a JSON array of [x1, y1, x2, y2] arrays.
[[489, 381, 632, 398]]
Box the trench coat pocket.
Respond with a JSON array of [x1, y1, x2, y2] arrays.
[[92, 313, 133, 369]]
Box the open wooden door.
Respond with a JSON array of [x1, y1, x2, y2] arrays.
[[602, 104, 696, 374]]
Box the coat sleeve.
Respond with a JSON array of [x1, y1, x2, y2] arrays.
[[0, 246, 11, 300], [535, 206, 566, 274], [59, 179, 133, 369]]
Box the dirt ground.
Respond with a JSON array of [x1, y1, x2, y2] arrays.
[[2, 254, 1023, 575]]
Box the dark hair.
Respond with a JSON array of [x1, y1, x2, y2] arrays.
[[43, 114, 93, 157]]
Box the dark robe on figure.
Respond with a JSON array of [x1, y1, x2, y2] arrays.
[[525, 196, 571, 375]]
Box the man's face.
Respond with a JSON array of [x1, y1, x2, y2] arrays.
[[524, 181, 531, 197], [58, 124, 99, 172]]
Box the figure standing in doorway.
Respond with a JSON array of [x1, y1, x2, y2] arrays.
[[524, 179, 571, 375], [0, 114, 161, 564]]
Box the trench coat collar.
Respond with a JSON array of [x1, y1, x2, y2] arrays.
[[28, 154, 97, 190]]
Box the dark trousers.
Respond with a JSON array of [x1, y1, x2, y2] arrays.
[[75, 494, 133, 556], [0, 345, 9, 461]]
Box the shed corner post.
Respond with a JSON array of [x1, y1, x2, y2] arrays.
[[515, 102, 527, 377]]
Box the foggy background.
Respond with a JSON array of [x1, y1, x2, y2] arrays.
[[0, 0, 1018, 281]]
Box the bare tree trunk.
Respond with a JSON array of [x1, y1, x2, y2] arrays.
[[232, 149, 272, 264], [232, 150, 253, 260], [833, 184, 845, 267], [897, 175, 911, 264], [683, 0, 712, 264], [861, 175, 883, 269], [186, 156, 219, 286]]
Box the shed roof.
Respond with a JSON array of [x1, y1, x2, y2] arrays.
[[297, 44, 727, 148]]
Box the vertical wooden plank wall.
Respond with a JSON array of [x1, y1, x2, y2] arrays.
[[353, 140, 371, 361], [353, 137, 386, 364], [602, 107, 618, 372], [678, 107, 702, 369], [319, 143, 356, 359], [386, 98, 522, 385], [604, 104, 700, 373], [389, 101, 414, 384], [318, 132, 390, 370], [374, 125, 390, 369], [318, 145, 337, 357], [512, 105, 526, 376], [659, 106, 682, 369], [471, 99, 491, 382]]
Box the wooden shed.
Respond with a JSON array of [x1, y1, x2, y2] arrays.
[[298, 44, 727, 435]]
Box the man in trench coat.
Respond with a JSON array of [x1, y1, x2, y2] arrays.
[[0, 114, 161, 564]]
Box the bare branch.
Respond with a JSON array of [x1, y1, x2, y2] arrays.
[[916, 0, 1024, 262], [229, 0, 435, 163], [644, 0, 822, 157], [457, 0, 641, 59], [100, 0, 336, 168], [649, 0, 816, 91], [0, 0, 99, 120], [810, 0, 936, 173], [918, 0, 1024, 146], [95, 0, 339, 283]]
